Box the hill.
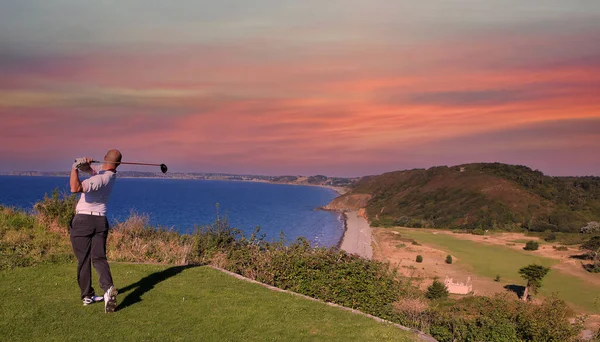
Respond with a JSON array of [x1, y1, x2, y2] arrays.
[[328, 163, 600, 232]]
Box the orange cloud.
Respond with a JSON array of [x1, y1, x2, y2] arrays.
[[1, 28, 599, 176]]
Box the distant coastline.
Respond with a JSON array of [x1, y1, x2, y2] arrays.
[[0, 172, 353, 193]]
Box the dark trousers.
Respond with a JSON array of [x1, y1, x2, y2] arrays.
[[69, 214, 114, 299]]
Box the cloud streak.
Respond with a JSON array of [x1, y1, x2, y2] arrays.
[[0, 1, 599, 176]]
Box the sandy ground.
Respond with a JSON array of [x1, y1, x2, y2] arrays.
[[339, 211, 373, 259]]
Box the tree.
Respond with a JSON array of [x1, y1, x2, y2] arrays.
[[518, 264, 550, 301], [426, 278, 449, 299], [523, 241, 539, 251], [581, 221, 600, 234], [581, 236, 600, 271]]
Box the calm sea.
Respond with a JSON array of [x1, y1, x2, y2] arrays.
[[0, 176, 344, 247]]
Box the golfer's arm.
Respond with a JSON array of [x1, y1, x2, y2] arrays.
[[70, 168, 84, 193]]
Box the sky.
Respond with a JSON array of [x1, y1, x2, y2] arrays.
[[1, 0, 599, 177]]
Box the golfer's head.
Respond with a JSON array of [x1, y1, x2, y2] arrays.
[[104, 149, 122, 168]]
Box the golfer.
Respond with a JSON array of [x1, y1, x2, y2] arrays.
[[69, 149, 121, 313]]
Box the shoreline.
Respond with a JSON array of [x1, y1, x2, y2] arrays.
[[338, 210, 373, 259]]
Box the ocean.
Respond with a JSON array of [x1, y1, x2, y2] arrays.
[[0, 176, 344, 247]]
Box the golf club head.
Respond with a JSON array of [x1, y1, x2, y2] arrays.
[[160, 164, 168, 173]]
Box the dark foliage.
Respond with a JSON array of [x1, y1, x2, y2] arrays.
[[523, 240, 539, 251], [426, 279, 448, 299], [347, 163, 600, 232]]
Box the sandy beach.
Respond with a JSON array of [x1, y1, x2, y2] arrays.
[[340, 211, 373, 259]]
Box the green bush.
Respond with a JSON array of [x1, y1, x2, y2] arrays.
[[416, 255, 423, 263], [494, 274, 501, 282], [426, 278, 448, 300], [0, 206, 73, 270], [224, 237, 406, 319], [523, 240, 539, 251], [33, 188, 77, 230], [472, 229, 485, 235], [445, 255, 452, 264]]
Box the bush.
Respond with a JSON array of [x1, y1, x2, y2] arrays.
[[494, 274, 501, 282], [426, 278, 449, 300], [416, 255, 423, 263], [552, 245, 568, 251], [0, 206, 73, 270], [544, 233, 556, 242], [472, 229, 485, 235], [108, 213, 193, 264], [33, 188, 77, 231], [445, 255, 452, 264], [523, 241, 539, 251], [224, 237, 406, 318]]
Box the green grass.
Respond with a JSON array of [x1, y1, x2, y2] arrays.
[[397, 229, 600, 314], [0, 263, 416, 341]]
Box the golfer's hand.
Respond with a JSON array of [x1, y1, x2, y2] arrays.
[[73, 157, 94, 174]]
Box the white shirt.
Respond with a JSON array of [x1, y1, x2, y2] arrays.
[[75, 170, 117, 215]]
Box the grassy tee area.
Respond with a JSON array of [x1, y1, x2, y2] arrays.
[[0, 262, 415, 342], [398, 229, 600, 313]]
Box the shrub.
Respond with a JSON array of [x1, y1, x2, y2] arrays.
[[523, 241, 539, 251], [544, 233, 556, 242], [472, 229, 485, 236], [0, 206, 73, 270], [224, 237, 407, 318], [426, 278, 449, 300], [515, 296, 582, 341], [33, 188, 77, 231], [494, 274, 501, 282], [108, 212, 193, 264], [416, 255, 423, 263], [445, 255, 452, 264], [552, 245, 568, 251]]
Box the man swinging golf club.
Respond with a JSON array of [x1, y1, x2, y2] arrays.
[[69, 149, 120, 313]]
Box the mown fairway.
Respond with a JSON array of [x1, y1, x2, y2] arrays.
[[0, 263, 416, 342], [398, 229, 600, 314]]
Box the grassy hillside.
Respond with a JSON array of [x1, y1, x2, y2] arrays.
[[339, 163, 600, 232], [0, 263, 416, 341]]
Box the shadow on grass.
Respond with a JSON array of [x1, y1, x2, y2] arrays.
[[117, 264, 199, 311], [504, 284, 525, 299]]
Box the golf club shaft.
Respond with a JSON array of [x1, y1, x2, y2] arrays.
[[90, 160, 162, 167]]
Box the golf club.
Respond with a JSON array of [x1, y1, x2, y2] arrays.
[[76, 160, 168, 173]]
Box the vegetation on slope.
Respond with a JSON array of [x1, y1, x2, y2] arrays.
[[339, 163, 600, 232], [0, 192, 587, 341]]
